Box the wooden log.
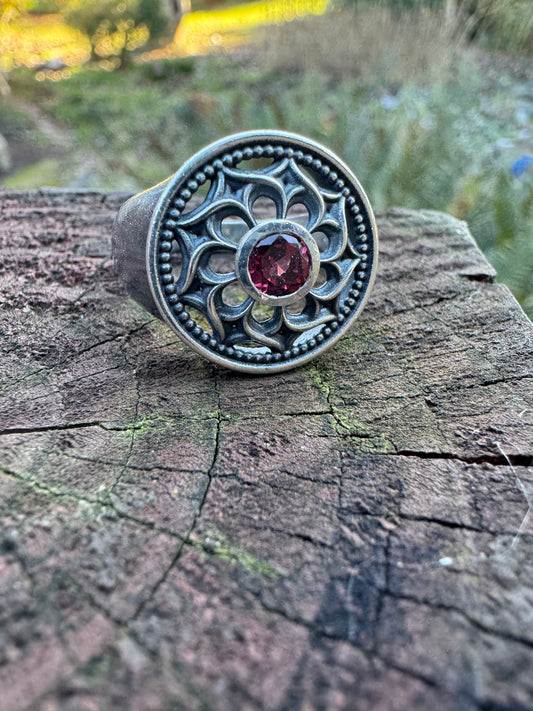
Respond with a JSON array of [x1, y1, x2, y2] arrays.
[[0, 188, 532, 711]]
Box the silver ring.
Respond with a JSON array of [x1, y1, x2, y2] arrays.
[[112, 130, 378, 374]]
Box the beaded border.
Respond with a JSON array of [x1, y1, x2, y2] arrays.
[[155, 141, 373, 367]]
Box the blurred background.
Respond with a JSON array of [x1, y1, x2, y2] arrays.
[[0, 0, 532, 316]]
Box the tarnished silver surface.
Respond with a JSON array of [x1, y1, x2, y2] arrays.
[[112, 130, 378, 373]]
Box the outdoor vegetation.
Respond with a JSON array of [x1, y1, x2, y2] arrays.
[[1, 0, 532, 316]]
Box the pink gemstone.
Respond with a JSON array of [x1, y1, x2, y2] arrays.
[[248, 233, 311, 297]]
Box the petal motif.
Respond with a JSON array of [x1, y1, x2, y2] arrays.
[[282, 294, 336, 332], [196, 246, 236, 286], [244, 309, 285, 351], [181, 286, 225, 342], [174, 229, 223, 294], [266, 159, 325, 229], [206, 282, 254, 342], [197, 263, 236, 287], [313, 195, 348, 263], [177, 171, 255, 246], [222, 166, 287, 219], [311, 259, 359, 302]]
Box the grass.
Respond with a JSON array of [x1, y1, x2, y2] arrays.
[[1, 4, 532, 315], [3, 158, 65, 187], [254, 5, 457, 83]]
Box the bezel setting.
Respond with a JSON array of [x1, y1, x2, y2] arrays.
[[236, 219, 321, 306]]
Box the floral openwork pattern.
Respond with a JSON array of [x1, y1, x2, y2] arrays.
[[154, 136, 375, 371]]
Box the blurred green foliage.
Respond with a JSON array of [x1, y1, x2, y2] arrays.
[[340, 0, 533, 55], [1, 2, 532, 315], [487, 0, 533, 54], [62, 0, 167, 63], [64, 0, 166, 39]]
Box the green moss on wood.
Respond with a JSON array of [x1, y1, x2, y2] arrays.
[[193, 533, 280, 578]]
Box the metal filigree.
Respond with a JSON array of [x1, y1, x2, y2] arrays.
[[174, 157, 360, 349], [138, 131, 378, 373]]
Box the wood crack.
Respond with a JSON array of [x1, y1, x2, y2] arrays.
[[130, 373, 222, 621], [0, 320, 153, 396], [0, 420, 104, 437], [253, 594, 480, 706], [381, 590, 533, 650], [0, 464, 186, 541], [394, 448, 532, 467]]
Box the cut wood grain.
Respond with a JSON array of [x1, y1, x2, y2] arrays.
[[0, 189, 532, 711]]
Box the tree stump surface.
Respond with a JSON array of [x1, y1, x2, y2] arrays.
[[0, 188, 532, 711]]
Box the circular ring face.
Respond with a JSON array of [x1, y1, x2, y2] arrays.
[[147, 130, 378, 373]]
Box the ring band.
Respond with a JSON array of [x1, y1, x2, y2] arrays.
[[112, 130, 378, 373]]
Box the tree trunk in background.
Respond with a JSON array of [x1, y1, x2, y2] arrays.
[[445, 0, 458, 28], [162, 0, 188, 35]]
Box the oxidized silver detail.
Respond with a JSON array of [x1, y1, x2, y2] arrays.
[[113, 130, 378, 373]]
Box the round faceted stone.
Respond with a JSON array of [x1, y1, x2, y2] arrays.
[[248, 233, 311, 297]]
